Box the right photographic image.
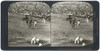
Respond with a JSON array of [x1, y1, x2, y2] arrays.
[[51, 2, 93, 46]]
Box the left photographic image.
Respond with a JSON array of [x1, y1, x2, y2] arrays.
[[8, 2, 51, 47]]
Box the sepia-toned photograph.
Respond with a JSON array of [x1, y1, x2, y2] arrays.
[[8, 2, 51, 47], [8, 2, 93, 47], [51, 2, 93, 46]]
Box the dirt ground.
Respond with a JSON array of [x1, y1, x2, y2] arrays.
[[8, 13, 50, 47], [8, 13, 93, 47], [51, 14, 93, 46]]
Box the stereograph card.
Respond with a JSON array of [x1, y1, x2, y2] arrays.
[[1, 0, 99, 50]]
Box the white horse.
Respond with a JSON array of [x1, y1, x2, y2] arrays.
[[74, 36, 80, 44], [31, 37, 37, 44], [74, 36, 83, 44], [31, 37, 40, 44]]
